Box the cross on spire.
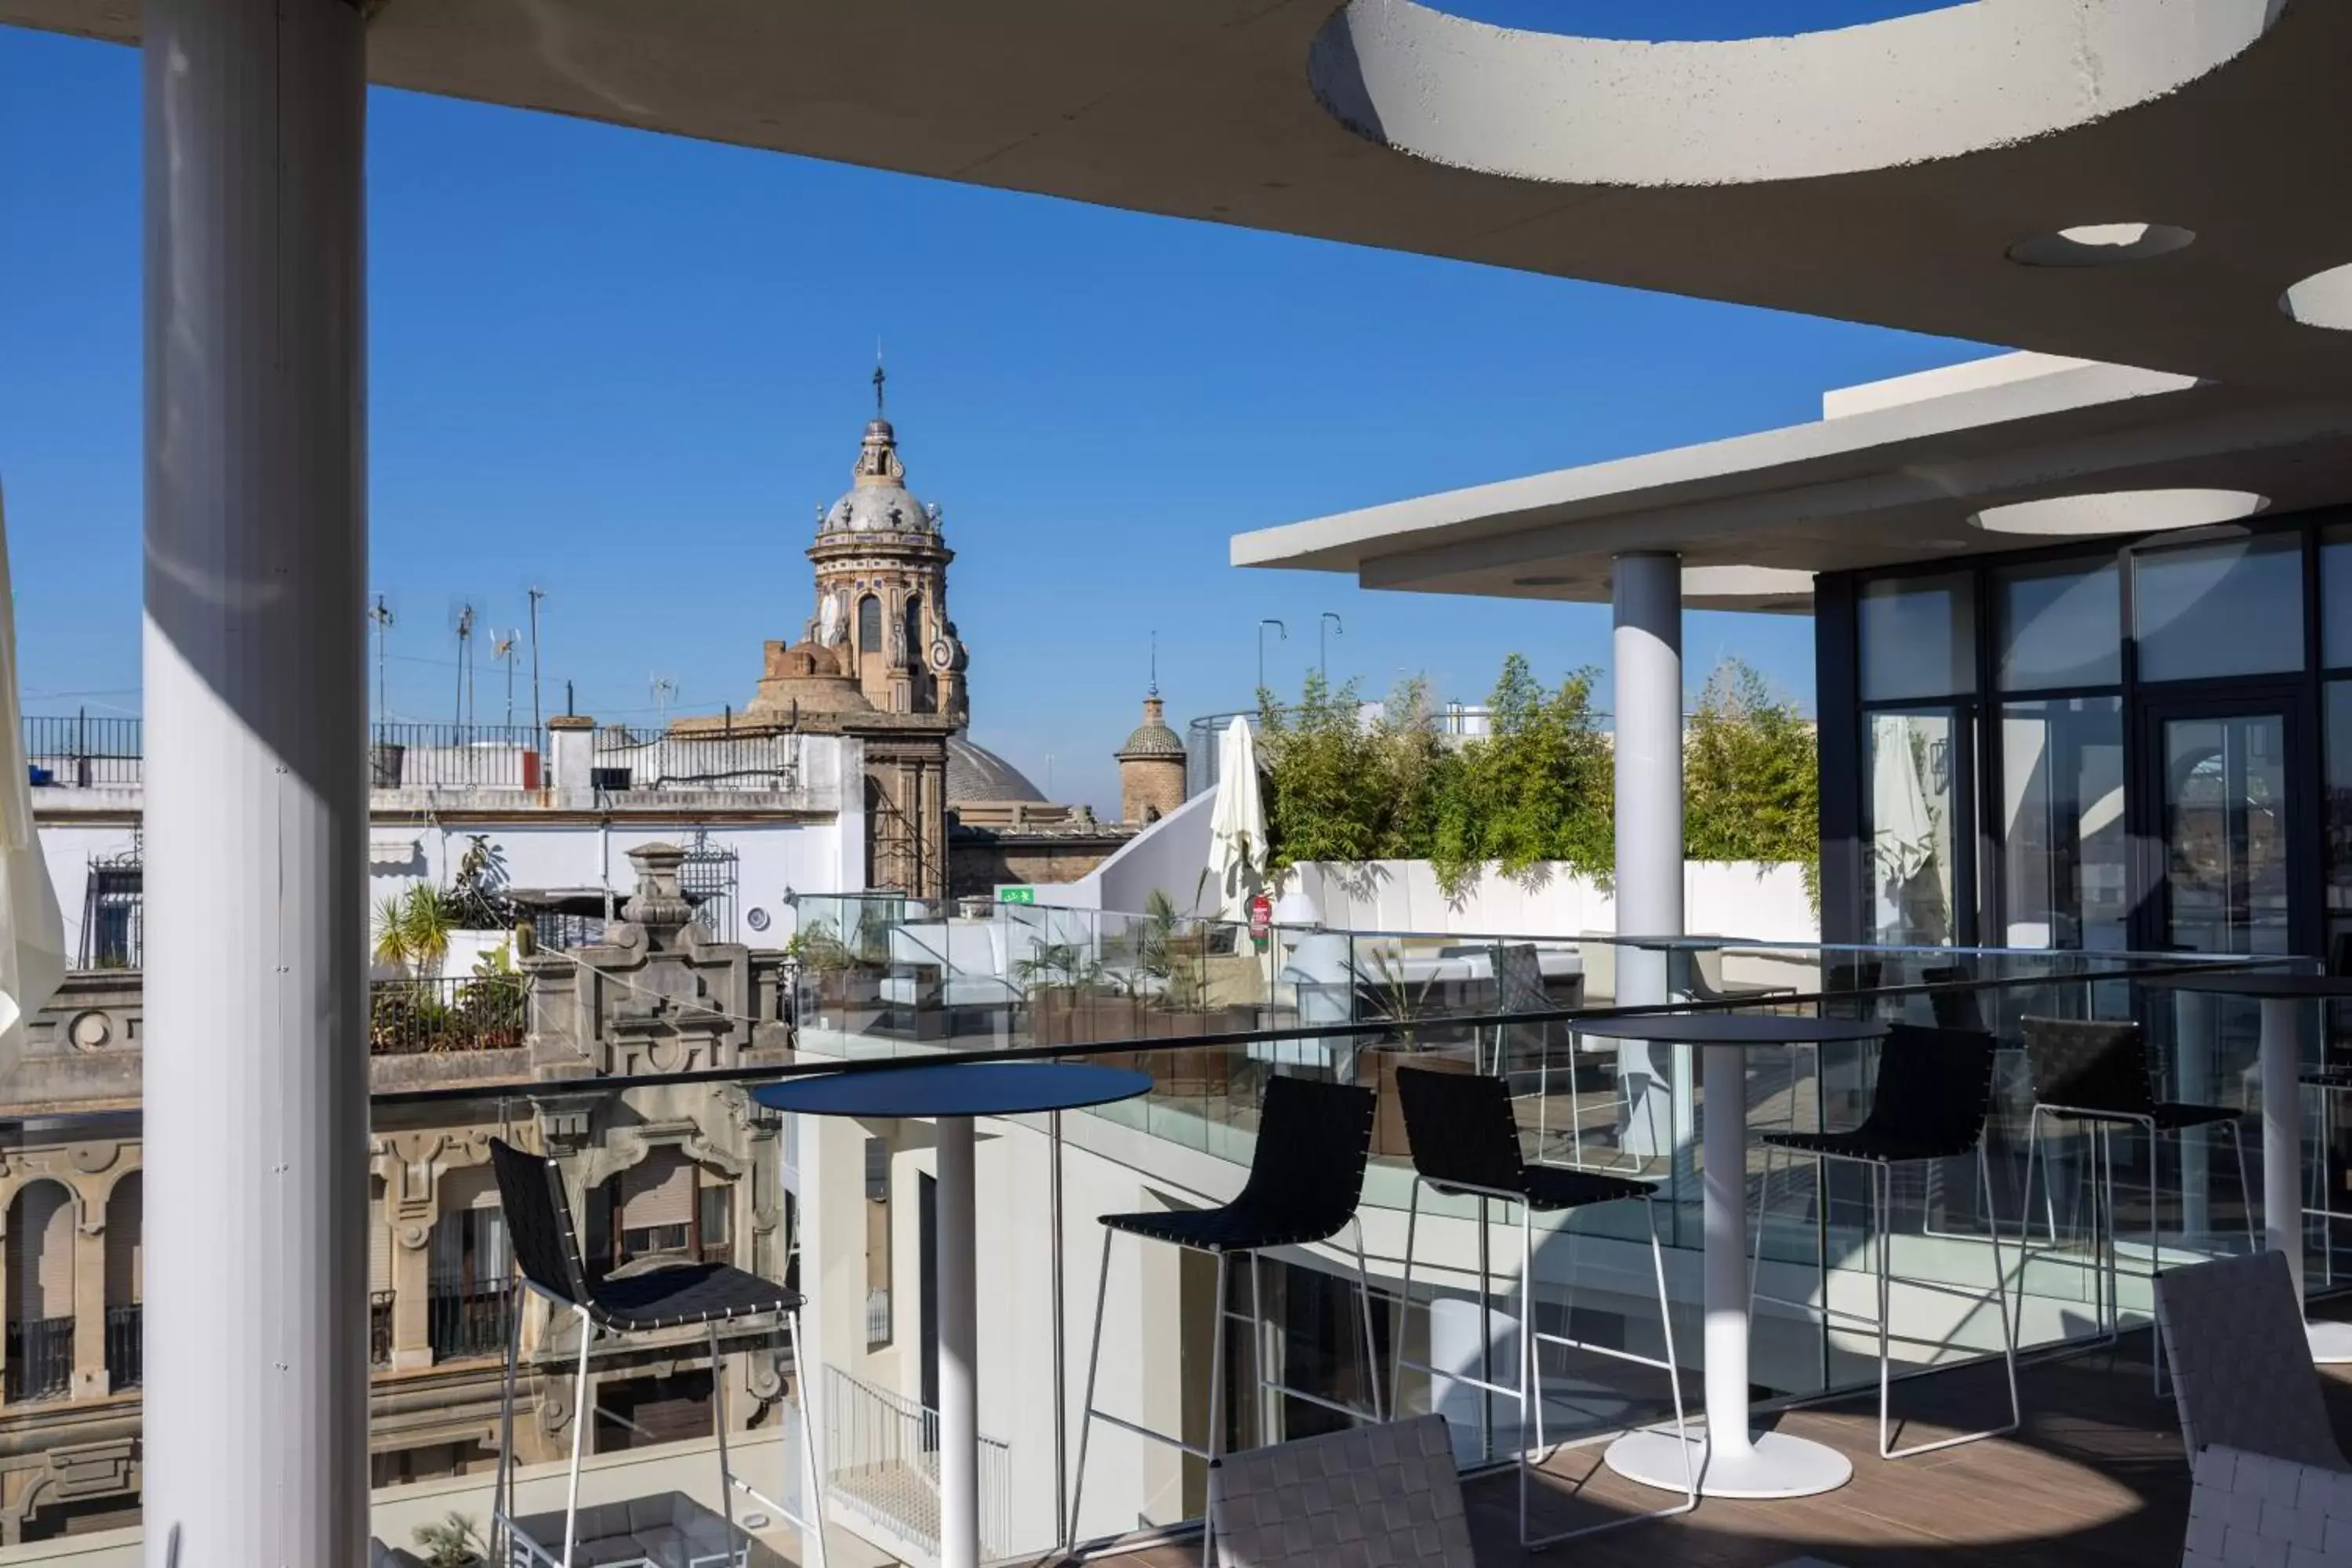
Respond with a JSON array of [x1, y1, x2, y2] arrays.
[[873, 341, 887, 416]]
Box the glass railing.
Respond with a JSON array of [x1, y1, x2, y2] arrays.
[[0, 932, 2328, 1566]]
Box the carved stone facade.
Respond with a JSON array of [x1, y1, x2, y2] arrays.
[[0, 842, 806, 1544], [804, 405, 967, 723]]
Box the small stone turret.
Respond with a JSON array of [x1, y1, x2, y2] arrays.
[[1115, 692, 1187, 825]]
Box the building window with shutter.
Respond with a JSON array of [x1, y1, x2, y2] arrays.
[[103, 1174, 141, 1391], [80, 856, 142, 970], [864, 1136, 892, 1349], [597, 1149, 736, 1271], [6, 1181, 77, 1403], [858, 593, 883, 654], [428, 1167, 511, 1363]]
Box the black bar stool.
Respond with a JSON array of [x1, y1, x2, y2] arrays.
[[1388, 1065, 1693, 1548], [1749, 1023, 2020, 1458], [485, 1138, 829, 1568], [2015, 1016, 2256, 1388], [1068, 1075, 1380, 1567]]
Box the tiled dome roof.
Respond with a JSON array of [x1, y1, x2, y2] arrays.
[[946, 734, 1046, 804]]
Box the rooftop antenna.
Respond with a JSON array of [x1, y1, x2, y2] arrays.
[[1258, 619, 1287, 701], [651, 675, 677, 725], [1319, 611, 1345, 684], [367, 593, 394, 720], [453, 602, 476, 731], [492, 631, 520, 727], [527, 586, 546, 732]]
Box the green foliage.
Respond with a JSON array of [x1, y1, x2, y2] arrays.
[[1013, 941, 1105, 994], [1684, 658, 1820, 895], [372, 884, 456, 977], [1256, 671, 1390, 868], [783, 916, 853, 971], [1429, 656, 1614, 892], [412, 1512, 488, 1568], [1256, 653, 1817, 900]]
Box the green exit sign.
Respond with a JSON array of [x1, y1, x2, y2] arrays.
[[998, 885, 1037, 905]]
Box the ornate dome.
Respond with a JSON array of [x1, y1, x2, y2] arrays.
[[742, 638, 874, 717], [946, 733, 1047, 804], [1116, 695, 1185, 759], [817, 417, 942, 538]]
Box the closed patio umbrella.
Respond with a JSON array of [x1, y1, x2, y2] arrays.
[[0, 485, 66, 1072], [1208, 717, 1265, 924]]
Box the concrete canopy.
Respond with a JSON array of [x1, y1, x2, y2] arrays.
[[9, 0, 2352, 397], [1227, 354, 2352, 609]]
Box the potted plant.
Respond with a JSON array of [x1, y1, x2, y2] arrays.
[[1356, 947, 1475, 1158], [411, 1512, 488, 1568]]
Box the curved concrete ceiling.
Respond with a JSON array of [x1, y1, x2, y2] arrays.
[[8, 0, 2352, 397], [1309, 0, 2277, 187], [1229, 357, 2352, 611]]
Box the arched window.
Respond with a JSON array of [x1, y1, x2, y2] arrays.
[[903, 595, 924, 662], [6, 1181, 74, 1403], [427, 1165, 510, 1363], [104, 1173, 141, 1389], [858, 593, 883, 654]]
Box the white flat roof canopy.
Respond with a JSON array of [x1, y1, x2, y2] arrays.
[[11, 0, 2352, 398], [1229, 354, 2352, 610]]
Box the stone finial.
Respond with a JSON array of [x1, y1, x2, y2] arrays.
[[622, 843, 694, 937]]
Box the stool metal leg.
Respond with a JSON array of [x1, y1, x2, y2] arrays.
[[1520, 1195, 1696, 1546], [1348, 1216, 1383, 1424], [1065, 1231, 1115, 1552], [710, 1323, 735, 1535], [493, 1277, 523, 1564], [561, 1304, 593, 1568], [1203, 1250, 1231, 1568], [785, 1308, 831, 1568], [1389, 1179, 1421, 1422]]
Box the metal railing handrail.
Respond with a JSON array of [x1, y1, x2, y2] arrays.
[[823, 1363, 1008, 1559], [365, 950, 2294, 1106]]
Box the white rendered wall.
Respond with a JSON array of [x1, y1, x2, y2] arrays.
[[1284, 858, 1817, 945]]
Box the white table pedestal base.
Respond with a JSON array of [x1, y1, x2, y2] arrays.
[[1604, 1428, 1853, 1500], [2305, 1319, 2352, 1364]]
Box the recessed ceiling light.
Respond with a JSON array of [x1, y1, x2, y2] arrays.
[[1972, 488, 2268, 536], [2005, 223, 2196, 267], [1681, 566, 1814, 598], [2282, 261, 2352, 331], [1512, 575, 1574, 587]]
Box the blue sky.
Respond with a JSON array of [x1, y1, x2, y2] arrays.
[[0, 19, 1988, 815]]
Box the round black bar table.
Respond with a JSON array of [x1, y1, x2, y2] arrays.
[[753, 1062, 1152, 1568], [2146, 971, 2352, 1363], [1570, 1013, 1888, 1501]]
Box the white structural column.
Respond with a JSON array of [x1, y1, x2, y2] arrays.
[[935, 1116, 982, 1568], [2260, 997, 2352, 1363], [1613, 554, 1683, 1159], [140, 3, 371, 1566]]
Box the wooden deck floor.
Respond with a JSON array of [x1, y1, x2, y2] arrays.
[[1044, 1316, 2352, 1568]]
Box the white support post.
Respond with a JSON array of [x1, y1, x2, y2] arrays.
[[140, 2, 370, 1565], [935, 1115, 981, 1568], [1613, 554, 1683, 1161]]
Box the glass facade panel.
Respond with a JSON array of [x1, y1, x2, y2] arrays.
[[2326, 681, 2352, 957], [1996, 557, 2121, 691], [2134, 535, 2304, 682], [1868, 710, 1960, 946], [2324, 529, 2352, 670], [1860, 573, 1974, 701], [2161, 711, 2290, 955], [2000, 698, 2126, 950]]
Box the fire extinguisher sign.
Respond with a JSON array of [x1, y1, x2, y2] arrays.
[[1248, 893, 1273, 950]]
